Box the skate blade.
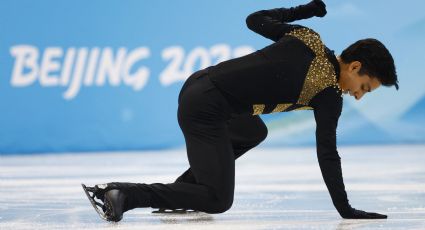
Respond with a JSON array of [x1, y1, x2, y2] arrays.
[[152, 208, 198, 214], [81, 183, 108, 221]]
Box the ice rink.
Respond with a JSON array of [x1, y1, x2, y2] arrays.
[[1, 145, 424, 230]]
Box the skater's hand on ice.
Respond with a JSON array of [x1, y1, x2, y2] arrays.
[[340, 208, 387, 219], [304, 0, 327, 17]]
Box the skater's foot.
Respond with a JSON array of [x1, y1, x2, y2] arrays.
[[82, 184, 127, 222]]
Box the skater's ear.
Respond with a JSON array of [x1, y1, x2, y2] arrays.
[[348, 61, 362, 74]]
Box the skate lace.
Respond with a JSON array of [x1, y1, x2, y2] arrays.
[[93, 185, 106, 201], [104, 200, 113, 218], [92, 186, 114, 219]]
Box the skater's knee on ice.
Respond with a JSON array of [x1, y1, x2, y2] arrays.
[[205, 196, 234, 214]]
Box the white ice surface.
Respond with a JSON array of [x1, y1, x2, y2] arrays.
[[1, 145, 425, 229]]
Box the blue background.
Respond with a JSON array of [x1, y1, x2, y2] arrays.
[[1, 0, 424, 154]]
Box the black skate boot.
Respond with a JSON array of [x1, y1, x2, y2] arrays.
[[82, 183, 126, 222]]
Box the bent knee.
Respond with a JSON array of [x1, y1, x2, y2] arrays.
[[248, 115, 268, 144], [257, 122, 268, 143], [250, 119, 268, 145], [205, 197, 234, 214]]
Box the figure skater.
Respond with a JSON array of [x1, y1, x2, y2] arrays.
[[82, 0, 398, 222]]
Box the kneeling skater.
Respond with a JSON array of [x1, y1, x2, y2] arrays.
[[83, 0, 398, 222]]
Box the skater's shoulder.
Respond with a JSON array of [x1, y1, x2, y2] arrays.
[[310, 87, 343, 113], [282, 25, 327, 54]]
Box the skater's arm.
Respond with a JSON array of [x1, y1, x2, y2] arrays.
[[311, 88, 388, 219], [311, 88, 351, 216], [246, 0, 327, 42]]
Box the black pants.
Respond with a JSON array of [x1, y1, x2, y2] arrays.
[[109, 70, 268, 213]]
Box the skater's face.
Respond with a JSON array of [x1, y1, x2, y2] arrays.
[[338, 60, 381, 100]]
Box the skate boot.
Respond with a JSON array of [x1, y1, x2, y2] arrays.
[[82, 183, 126, 222]]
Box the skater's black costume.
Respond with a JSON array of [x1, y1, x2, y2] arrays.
[[90, 1, 360, 220]]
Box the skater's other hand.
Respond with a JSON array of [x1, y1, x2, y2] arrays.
[[340, 207, 388, 219], [304, 0, 327, 17]]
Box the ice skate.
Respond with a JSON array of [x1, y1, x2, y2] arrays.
[[82, 183, 126, 222]]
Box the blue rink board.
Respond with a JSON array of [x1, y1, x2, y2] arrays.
[[0, 0, 424, 154]]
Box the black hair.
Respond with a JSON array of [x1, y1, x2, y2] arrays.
[[340, 38, 399, 90]]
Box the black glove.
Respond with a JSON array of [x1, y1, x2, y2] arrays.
[[311, 0, 327, 17], [340, 207, 388, 219], [289, 0, 327, 21]]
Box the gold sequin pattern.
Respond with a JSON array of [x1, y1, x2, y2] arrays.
[[287, 28, 341, 106], [271, 103, 292, 113], [253, 104, 265, 115]]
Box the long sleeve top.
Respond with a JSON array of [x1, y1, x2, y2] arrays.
[[207, 7, 351, 214]]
